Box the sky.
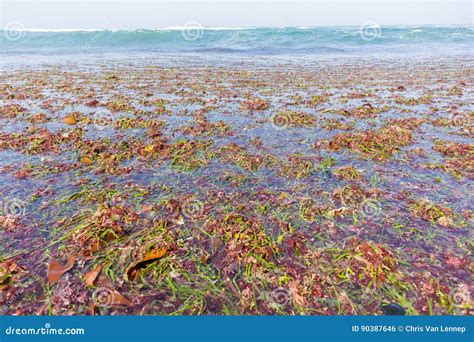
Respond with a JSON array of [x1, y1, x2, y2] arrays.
[[1, 1, 472, 29]]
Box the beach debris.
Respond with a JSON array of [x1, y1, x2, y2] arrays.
[[84, 265, 102, 286], [47, 255, 76, 284], [63, 116, 77, 125], [240, 98, 269, 111], [124, 248, 167, 281], [0, 57, 471, 316], [315, 124, 414, 161], [381, 303, 406, 315], [80, 156, 94, 164], [92, 287, 132, 307], [408, 199, 456, 226]]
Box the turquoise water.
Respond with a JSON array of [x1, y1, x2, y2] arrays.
[[1, 26, 473, 56]]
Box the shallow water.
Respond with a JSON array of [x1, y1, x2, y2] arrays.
[[0, 53, 472, 315]]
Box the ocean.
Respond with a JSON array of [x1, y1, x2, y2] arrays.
[[1, 25, 473, 57]]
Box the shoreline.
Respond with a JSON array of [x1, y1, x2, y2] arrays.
[[2, 51, 474, 71]]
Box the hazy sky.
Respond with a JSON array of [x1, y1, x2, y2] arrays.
[[1, 1, 472, 29]]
